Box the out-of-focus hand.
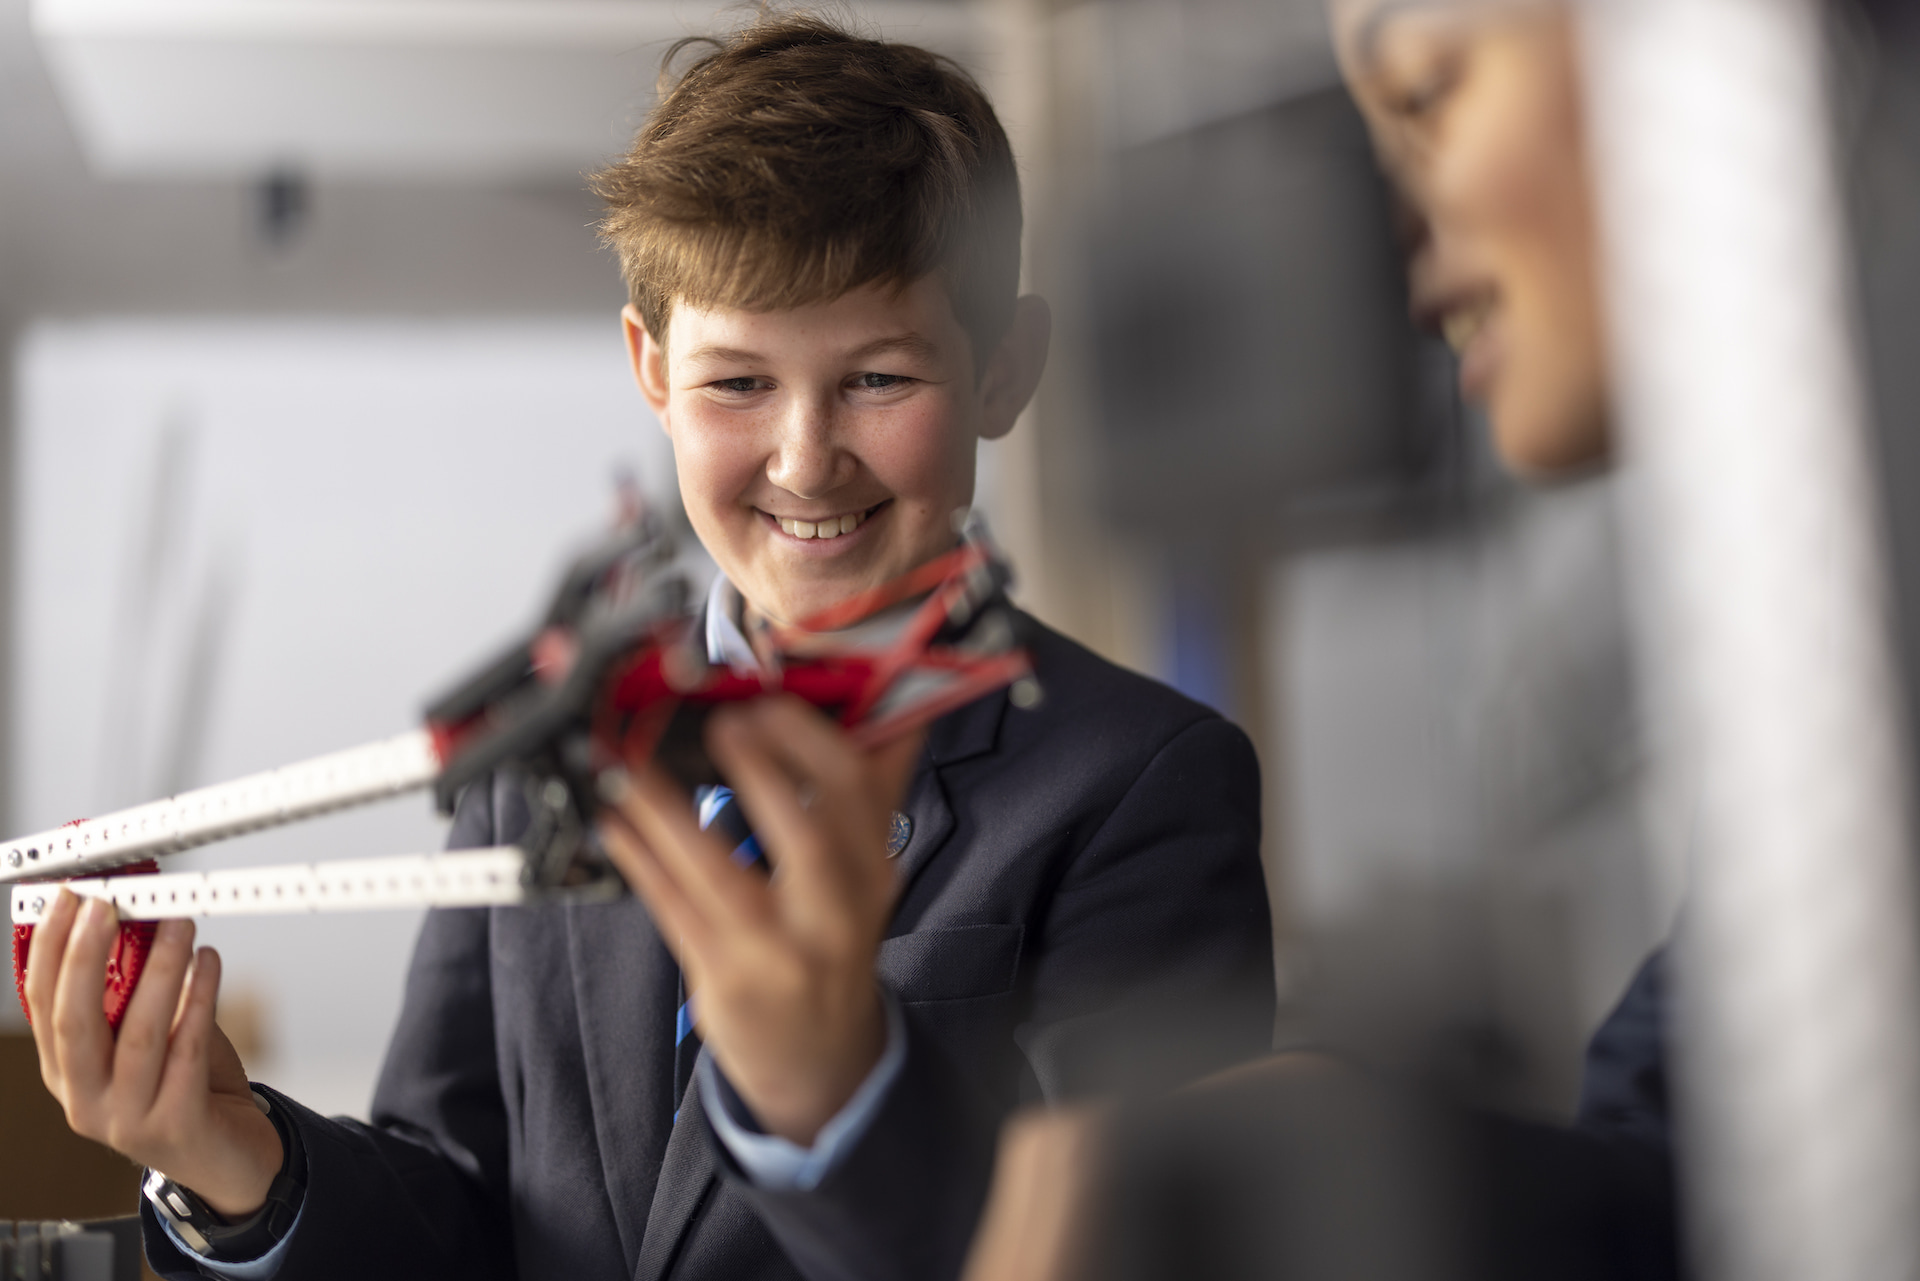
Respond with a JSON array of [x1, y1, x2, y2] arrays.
[[599, 695, 923, 1145], [961, 1106, 1107, 1281], [25, 892, 284, 1219]]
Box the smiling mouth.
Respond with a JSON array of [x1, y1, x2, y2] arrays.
[[770, 502, 884, 541]]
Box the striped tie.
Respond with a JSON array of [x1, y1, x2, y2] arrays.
[[674, 785, 765, 1116]]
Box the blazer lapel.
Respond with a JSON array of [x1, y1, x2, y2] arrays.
[[566, 894, 681, 1276], [634, 1072, 720, 1281], [892, 685, 1008, 902]]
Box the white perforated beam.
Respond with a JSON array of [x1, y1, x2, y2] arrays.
[[0, 731, 439, 885], [9, 847, 533, 922]]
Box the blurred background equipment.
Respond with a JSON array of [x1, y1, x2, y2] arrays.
[[0, 1217, 141, 1281]]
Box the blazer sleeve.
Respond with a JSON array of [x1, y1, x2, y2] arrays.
[[142, 783, 516, 1281], [1016, 715, 1275, 1096], [723, 714, 1275, 1281]]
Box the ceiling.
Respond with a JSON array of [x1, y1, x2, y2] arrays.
[[32, 1, 985, 181], [0, 0, 1335, 323]]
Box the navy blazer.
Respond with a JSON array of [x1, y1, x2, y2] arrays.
[[1577, 947, 1671, 1153], [144, 615, 1276, 1281]]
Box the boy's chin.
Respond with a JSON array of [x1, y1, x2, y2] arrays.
[[736, 559, 879, 628]]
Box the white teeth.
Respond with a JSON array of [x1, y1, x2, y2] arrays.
[[778, 509, 868, 540], [1442, 307, 1486, 354]]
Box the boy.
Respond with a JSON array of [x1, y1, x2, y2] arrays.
[[23, 14, 1275, 1281]]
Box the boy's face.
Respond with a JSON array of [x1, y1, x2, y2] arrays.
[[627, 276, 1038, 626]]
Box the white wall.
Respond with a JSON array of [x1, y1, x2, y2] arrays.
[[6, 316, 684, 1118]]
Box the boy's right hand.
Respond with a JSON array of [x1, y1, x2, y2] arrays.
[[25, 890, 284, 1220]]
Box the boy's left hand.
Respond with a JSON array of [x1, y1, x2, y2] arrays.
[[598, 695, 923, 1146]]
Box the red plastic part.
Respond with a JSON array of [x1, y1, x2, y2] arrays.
[[12, 858, 162, 1032]]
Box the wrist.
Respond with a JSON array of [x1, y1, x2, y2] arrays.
[[146, 1088, 304, 1259], [191, 1119, 285, 1220], [763, 985, 888, 1145]]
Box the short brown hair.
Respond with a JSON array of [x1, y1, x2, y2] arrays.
[[591, 12, 1023, 360]]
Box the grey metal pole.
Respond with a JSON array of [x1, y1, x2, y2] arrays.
[[1578, 1, 1920, 1277]]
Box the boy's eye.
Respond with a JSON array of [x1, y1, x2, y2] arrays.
[[711, 377, 766, 394], [854, 372, 913, 391]]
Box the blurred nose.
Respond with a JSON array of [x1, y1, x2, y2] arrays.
[[765, 391, 850, 500]]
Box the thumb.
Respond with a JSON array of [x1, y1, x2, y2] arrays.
[[206, 1020, 253, 1101]]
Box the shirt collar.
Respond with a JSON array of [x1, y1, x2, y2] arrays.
[[704, 573, 762, 672]]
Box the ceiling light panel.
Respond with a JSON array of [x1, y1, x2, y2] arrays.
[[31, 0, 983, 181]]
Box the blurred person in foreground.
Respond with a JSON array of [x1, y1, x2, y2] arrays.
[[21, 15, 1276, 1281], [961, 3, 1677, 1278]]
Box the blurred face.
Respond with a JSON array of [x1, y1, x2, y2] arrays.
[[1335, 0, 1609, 476], [626, 276, 1047, 626]]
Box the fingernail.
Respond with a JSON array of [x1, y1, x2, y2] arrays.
[[159, 918, 192, 945]]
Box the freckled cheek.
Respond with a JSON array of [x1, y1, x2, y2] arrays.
[[668, 405, 767, 516], [860, 405, 977, 510]]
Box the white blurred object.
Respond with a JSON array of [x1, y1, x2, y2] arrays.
[[1580, 1, 1920, 1278], [11, 316, 683, 1116], [29, 0, 984, 181]]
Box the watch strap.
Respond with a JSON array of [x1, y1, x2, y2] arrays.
[[144, 1086, 307, 1262]]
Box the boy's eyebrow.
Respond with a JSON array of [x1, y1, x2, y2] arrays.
[[681, 334, 940, 367], [847, 333, 938, 362], [682, 344, 764, 366]]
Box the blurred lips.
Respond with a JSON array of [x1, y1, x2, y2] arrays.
[[1447, 303, 1502, 403], [1417, 285, 1503, 405]]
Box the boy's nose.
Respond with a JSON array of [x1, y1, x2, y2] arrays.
[[765, 397, 851, 499]]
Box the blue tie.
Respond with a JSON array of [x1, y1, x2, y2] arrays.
[[674, 786, 765, 1116]]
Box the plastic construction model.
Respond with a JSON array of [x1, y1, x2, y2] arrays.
[[6, 508, 1036, 1028]]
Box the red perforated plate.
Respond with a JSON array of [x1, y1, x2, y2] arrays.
[[13, 859, 162, 1032]]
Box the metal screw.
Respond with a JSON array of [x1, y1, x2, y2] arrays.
[[5, 849, 19, 868]]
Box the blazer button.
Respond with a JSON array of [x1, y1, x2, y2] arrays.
[[887, 811, 912, 858]]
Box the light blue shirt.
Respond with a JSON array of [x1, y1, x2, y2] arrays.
[[176, 574, 907, 1274]]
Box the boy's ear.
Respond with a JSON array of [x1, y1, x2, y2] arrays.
[[978, 295, 1052, 441], [622, 304, 672, 422]]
